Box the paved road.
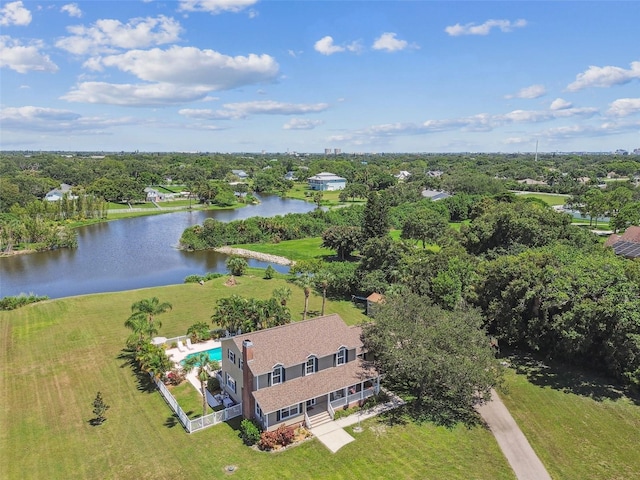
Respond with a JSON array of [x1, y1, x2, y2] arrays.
[[476, 389, 552, 480]]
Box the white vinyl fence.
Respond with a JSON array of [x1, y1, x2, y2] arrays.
[[153, 376, 242, 433]]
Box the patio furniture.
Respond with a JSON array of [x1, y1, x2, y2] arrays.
[[177, 340, 187, 352], [185, 338, 195, 350]]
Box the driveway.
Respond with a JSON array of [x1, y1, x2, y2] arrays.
[[476, 389, 552, 480]]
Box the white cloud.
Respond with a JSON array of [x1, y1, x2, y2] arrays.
[[372, 32, 409, 52], [0, 105, 135, 133], [283, 118, 324, 130], [0, 1, 31, 26], [314, 36, 361, 55], [567, 61, 640, 91], [505, 84, 546, 99], [607, 98, 640, 117], [178, 0, 258, 14], [86, 46, 278, 89], [0, 36, 58, 73], [550, 98, 572, 110], [61, 3, 82, 18], [61, 82, 213, 106], [56, 15, 182, 55], [445, 19, 527, 36], [180, 101, 329, 120]]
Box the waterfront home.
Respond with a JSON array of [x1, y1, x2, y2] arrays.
[[220, 314, 380, 430]]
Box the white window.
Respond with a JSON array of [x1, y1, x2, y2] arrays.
[[226, 373, 236, 394], [337, 347, 346, 366], [272, 365, 283, 386], [306, 399, 316, 408], [239, 359, 243, 371], [305, 356, 317, 375], [277, 404, 300, 421], [227, 349, 235, 364]]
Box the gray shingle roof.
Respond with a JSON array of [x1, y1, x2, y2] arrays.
[[227, 314, 363, 376]]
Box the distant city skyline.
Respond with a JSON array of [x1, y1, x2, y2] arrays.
[[1, 1, 639, 153]]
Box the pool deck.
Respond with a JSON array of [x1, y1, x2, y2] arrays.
[[165, 338, 222, 364]]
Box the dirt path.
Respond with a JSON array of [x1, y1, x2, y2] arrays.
[[476, 389, 552, 480]]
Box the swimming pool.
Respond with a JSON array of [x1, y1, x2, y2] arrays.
[[182, 346, 222, 365]]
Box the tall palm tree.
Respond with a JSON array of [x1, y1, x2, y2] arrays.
[[293, 274, 313, 321], [313, 271, 334, 316], [184, 353, 220, 418], [128, 297, 172, 332]]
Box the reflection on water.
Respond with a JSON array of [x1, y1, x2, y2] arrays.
[[0, 195, 314, 299]]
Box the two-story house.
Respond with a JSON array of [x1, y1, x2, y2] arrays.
[[307, 172, 347, 191], [220, 314, 380, 430]]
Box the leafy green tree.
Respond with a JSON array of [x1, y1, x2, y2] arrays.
[[272, 286, 292, 306], [610, 201, 640, 233], [91, 392, 110, 426], [321, 225, 361, 260], [361, 191, 390, 243], [361, 293, 500, 426], [226, 255, 248, 276], [401, 209, 449, 248], [313, 270, 334, 315], [312, 191, 324, 209]]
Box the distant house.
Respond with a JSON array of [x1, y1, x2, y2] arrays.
[[231, 170, 249, 180], [605, 226, 640, 259], [284, 171, 297, 181], [45, 184, 77, 202], [308, 172, 347, 191], [144, 187, 166, 202], [394, 171, 411, 181], [219, 314, 381, 431], [421, 189, 451, 201]]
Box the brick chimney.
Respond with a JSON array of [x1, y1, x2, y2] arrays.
[[242, 340, 254, 419]]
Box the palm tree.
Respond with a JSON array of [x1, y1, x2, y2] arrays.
[[272, 286, 292, 306], [128, 297, 172, 333], [293, 274, 313, 320], [124, 314, 159, 351], [313, 270, 334, 316], [184, 353, 220, 418]]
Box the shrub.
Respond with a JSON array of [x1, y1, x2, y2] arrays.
[[165, 369, 186, 386], [207, 376, 220, 393], [226, 255, 248, 276], [240, 419, 262, 446], [264, 265, 275, 279], [186, 322, 211, 343], [258, 424, 295, 450], [0, 294, 49, 310]]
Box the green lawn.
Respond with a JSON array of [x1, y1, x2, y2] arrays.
[[0, 277, 515, 480], [284, 183, 347, 206], [233, 237, 331, 262], [499, 356, 640, 480]]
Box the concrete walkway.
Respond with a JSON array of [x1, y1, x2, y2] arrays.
[[476, 389, 551, 480], [311, 394, 405, 453]]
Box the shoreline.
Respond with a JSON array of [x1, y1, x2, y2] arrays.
[[213, 246, 294, 266]]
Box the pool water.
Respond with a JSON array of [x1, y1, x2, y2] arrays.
[[182, 346, 222, 365]]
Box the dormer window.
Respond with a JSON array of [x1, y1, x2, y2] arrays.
[[336, 347, 346, 366], [305, 356, 317, 375], [272, 365, 283, 385]]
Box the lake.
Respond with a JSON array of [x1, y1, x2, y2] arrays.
[[0, 196, 316, 299]]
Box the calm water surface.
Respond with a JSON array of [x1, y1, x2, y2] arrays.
[[0, 196, 315, 299]]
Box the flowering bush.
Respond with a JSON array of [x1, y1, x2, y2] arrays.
[[258, 424, 295, 450]]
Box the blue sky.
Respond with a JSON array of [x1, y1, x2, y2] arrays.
[[1, 1, 639, 153]]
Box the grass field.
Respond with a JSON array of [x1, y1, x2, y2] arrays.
[[284, 183, 347, 206], [0, 277, 515, 480], [499, 355, 640, 480]]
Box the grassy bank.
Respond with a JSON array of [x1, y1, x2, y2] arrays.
[[0, 277, 514, 480]]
